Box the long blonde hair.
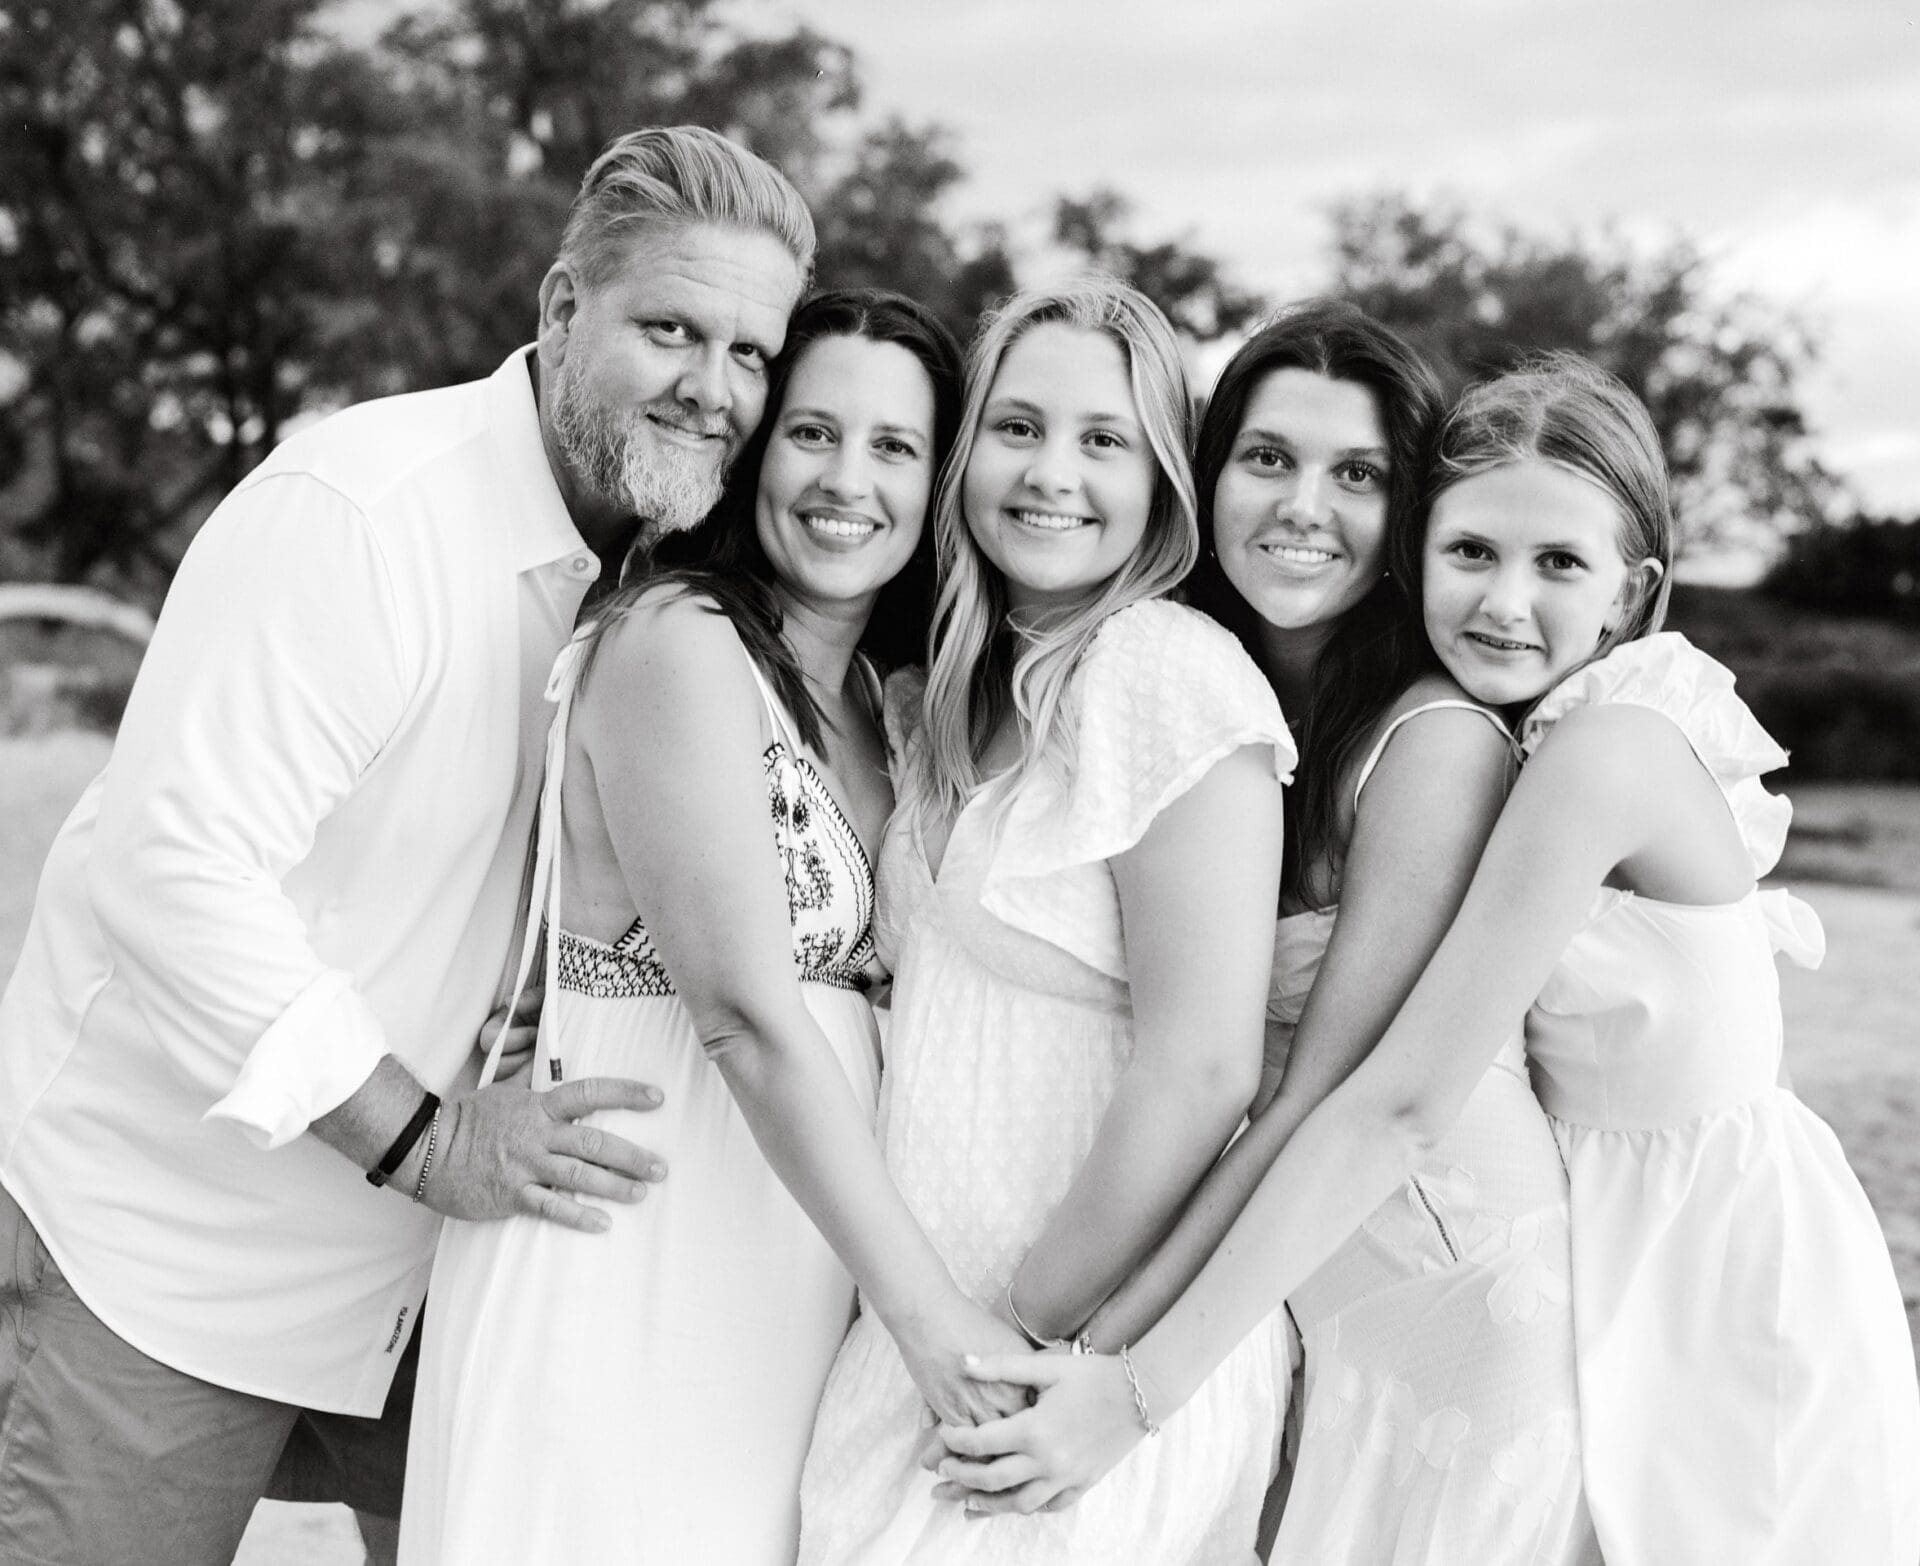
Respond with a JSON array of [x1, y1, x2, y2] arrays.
[[917, 276, 1199, 822]]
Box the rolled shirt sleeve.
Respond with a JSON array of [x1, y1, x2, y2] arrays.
[[87, 472, 413, 1147]]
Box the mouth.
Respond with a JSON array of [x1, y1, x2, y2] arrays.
[[797, 508, 880, 542], [647, 412, 728, 448], [1464, 630, 1541, 655], [1257, 541, 1341, 569], [1008, 507, 1096, 534]]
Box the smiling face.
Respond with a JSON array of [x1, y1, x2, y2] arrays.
[[539, 221, 804, 537], [1424, 458, 1654, 707], [754, 333, 938, 619], [1212, 368, 1391, 635], [960, 322, 1157, 615]]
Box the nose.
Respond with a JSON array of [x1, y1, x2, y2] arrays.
[[1478, 563, 1532, 626], [819, 442, 873, 502], [1278, 466, 1332, 529], [1021, 434, 1081, 500], [674, 345, 731, 418]]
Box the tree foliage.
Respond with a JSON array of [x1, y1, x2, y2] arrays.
[[1327, 192, 1834, 550], [0, 3, 1846, 594]]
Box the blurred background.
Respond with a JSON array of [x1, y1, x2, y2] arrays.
[[2, 2, 1915, 1559]]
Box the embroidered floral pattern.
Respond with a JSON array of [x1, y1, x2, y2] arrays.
[[557, 741, 874, 998]]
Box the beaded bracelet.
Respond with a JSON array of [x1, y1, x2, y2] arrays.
[[409, 1104, 441, 1204], [1118, 1344, 1160, 1437]]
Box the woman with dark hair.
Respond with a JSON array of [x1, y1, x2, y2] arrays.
[[401, 289, 1035, 1564], [934, 302, 1597, 1562]]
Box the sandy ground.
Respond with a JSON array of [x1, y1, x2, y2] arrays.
[[2, 734, 1916, 1564]]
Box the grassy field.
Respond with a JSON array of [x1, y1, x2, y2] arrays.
[[3, 735, 1916, 1564]]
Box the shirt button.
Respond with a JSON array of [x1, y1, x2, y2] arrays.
[[569, 555, 596, 577]]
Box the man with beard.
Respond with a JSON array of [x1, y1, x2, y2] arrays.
[[0, 126, 809, 1566]]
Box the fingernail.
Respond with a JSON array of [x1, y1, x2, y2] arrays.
[[643, 1088, 663, 1107], [648, 1162, 667, 1180], [963, 1354, 979, 1367]]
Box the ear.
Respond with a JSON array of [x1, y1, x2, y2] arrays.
[[1603, 555, 1665, 634], [536, 261, 584, 371]]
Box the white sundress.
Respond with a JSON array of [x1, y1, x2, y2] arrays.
[[400, 628, 884, 1565], [1517, 632, 1920, 1564], [1263, 700, 1599, 1565], [798, 599, 1299, 1565]]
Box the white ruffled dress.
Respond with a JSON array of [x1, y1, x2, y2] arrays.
[[798, 601, 1298, 1565], [1518, 633, 1920, 1565], [1263, 701, 1597, 1565]]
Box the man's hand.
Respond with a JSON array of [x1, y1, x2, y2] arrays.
[[313, 1055, 666, 1233], [417, 1076, 668, 1232]]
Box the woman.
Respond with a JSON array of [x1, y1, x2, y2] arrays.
[[799, 277, 1296, 1563], [939, 355, 1919, 1564], [400, 289, 1030, 1564]]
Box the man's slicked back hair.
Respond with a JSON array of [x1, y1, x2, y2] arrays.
[[559, 124, 816, 287]]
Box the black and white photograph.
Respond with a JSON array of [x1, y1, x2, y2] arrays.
[[2, 2, 1917, 1562]]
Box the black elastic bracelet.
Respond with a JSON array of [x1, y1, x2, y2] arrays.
[[366, 1090, 440, 1188]]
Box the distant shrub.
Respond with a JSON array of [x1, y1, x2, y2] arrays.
[[1766, 515, 1920, 621], [1739, 667, 1920, 782]]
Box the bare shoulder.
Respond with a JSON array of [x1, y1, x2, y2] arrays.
[[576, 584, 759, 740], [1361, 674, 1514, 795], [1517, 701, 1697, 824]]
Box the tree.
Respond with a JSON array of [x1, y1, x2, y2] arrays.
[[1053, 187, 1264, 342], [1327, 192, 1836, 551], [0, 0, 403, 590]]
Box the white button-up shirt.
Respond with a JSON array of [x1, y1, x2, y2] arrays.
[[0, 349, 602, 1414]]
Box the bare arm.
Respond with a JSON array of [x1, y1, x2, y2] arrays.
[[1129, 705, 1654, 1411], [1083, 706, 1513, 1349], [1006, 744, 1284, 1342], [580, 595, 1027, 1421]]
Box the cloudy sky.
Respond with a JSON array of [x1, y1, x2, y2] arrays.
[[740, 0, 1920, 514]]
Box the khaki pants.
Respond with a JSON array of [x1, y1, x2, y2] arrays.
[[0, 1181, 414, 1566]]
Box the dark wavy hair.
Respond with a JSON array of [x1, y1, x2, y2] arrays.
[[582, 286, 963, 756], [1186, 298, 1446, 908]]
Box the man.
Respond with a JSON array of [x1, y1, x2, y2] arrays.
[[0, 125, 811, 1565]]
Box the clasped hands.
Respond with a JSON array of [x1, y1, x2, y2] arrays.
[[913, 1301, 1153, 1518]]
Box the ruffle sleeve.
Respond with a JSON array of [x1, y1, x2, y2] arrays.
[[1519, 631, 1794, 878], [979, 600, 1296, 980]]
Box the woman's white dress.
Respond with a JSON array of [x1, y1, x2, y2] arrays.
[[1262, 701, 1599, 1565], [798, 600, 1298, 1565], [1517, 633, 1920, 1564], [400, 633, 884, 1565]]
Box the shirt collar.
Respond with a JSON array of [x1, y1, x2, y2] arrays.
[[485, 346, 593, 574]]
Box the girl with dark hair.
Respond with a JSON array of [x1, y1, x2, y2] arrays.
[[934, 304, 1596, 1563], [403, 289, 1034, 1565]]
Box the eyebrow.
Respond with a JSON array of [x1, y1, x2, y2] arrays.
[[783, 405, 931, 439], [1236, 426, 1388, 459], [987, 395, 1141, 428]]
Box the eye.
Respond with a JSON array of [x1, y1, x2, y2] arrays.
[[993, 416, 1040, 441], [786, 421, 834, 448], [1540, 550, 1587, 574], [875, 435, 922, 461], [1084, 429, 1130, 453], [732, 343, 770, 371], [1240, 443, 1291, 471], [1445, 538, 1492, 563], [644, 320, 692, 344], [1337, 460, 1385, 490]]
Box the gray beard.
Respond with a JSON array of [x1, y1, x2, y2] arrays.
[[550, 369, 728, 538]]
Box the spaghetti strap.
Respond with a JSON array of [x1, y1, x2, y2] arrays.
[[1352, 698, 1518, 810], [737, 650, 805, 758]]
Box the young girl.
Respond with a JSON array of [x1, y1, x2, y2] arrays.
[[937, 354, 1920, 1564], [798, 278, 1297, 1562]]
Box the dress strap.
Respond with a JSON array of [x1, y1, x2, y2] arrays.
[[737, 650, 805, 758], [1352, 699, 1518, 810], [483, 625, 595, 1090]]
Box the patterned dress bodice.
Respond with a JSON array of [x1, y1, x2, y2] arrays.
[[557, 739, 878, 999]]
